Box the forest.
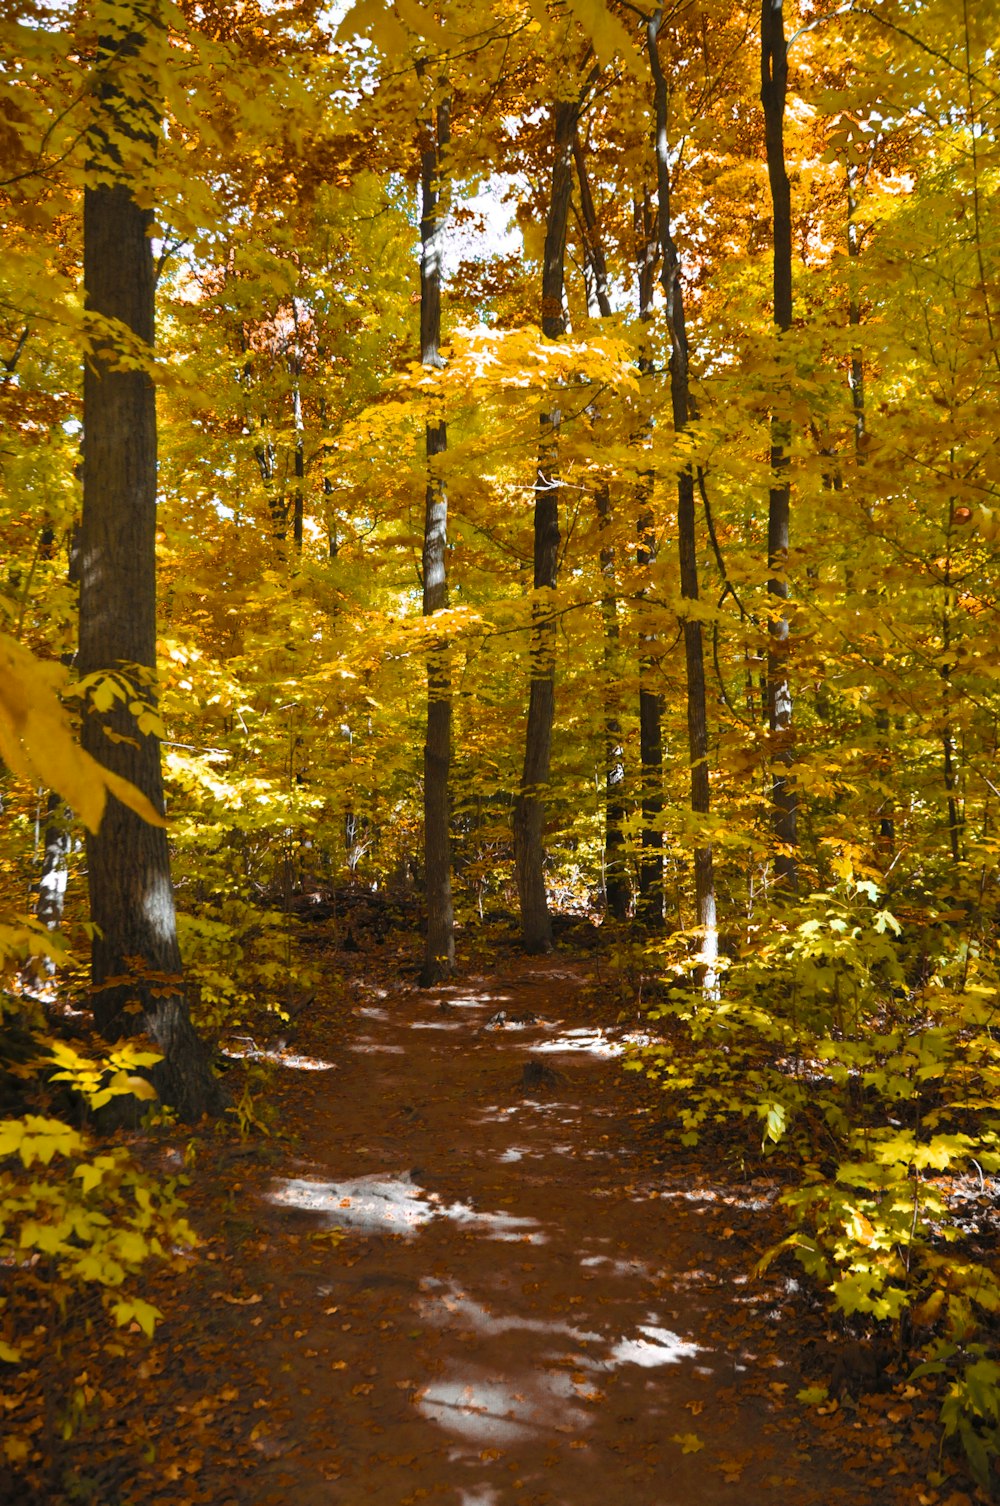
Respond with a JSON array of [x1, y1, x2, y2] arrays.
[[1, 0, 999, 1501]]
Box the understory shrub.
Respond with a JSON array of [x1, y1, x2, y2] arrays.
[[625, 875, 1000, 1487], [0, 917, 197, 1466]]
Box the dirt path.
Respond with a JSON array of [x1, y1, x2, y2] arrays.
[[160, 952, 887, 1506], [31, 951, 929, 1506]]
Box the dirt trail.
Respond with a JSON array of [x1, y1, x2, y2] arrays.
[[181, 953, 884, 1506]]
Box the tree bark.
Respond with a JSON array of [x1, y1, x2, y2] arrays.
[[418, 92, 455, 986], [598, 488, 629, 921], [513, 97, 578, 952], [573, 135, 613, 320], [79, 0, 221, 1120], [292, 299, 305, 553], [648, 11, 717, 979], [36, 794, 71, 934], [636, 505, 664, 926], [940, 519, 963, 865], [633, 192, 664, 927], [760, 0, 798, 890], [848, 163, 894, 849], [574, 134, 628, 920]]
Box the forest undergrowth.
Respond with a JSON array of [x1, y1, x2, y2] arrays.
[[0, 905, 997, 1505]]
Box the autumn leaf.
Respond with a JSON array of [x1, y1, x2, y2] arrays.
[[0, 633, 167, 833]]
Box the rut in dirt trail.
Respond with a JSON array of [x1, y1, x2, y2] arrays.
[[221, 955, 877, 1506]]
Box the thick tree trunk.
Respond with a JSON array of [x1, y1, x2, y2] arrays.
[[419, 94, 455, 986], [648, 12, 717, 980], [760, 0, 798, 890], [514, 98, 578, 952], [79, 1, 221, 1120]]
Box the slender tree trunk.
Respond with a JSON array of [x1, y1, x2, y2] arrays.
[[573, 135, 613, 320], [636, 509, 664, 925], [598, 490, 629, 921], [36, 793, 71, 934], [36, 641, 76, 940], [633, 192, 665, 927], [79, 0, 221, 1119], [848, 164, 894, 849], [292, 300, 305, 553], [419, 93, 455, 985], [648, 11, 717, 980], [575, 135, 628, 919], [514, 97, 578, 952], [941, 516, 963, 865], [760, 0, 798, 889]]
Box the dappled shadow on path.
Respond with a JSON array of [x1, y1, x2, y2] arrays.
[[226, 958, 870, 1506]]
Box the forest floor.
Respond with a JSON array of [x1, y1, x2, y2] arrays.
[[4, 926, 979, 1506]]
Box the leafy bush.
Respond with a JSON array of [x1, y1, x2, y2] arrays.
[[0, 918, 197, 1466], [625, 876, 1000, 1486]]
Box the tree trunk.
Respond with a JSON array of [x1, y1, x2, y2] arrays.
[[419, 93, 455, 986], [648, 11, 717, 980], [940, 523, 963, 865], [292, 299, 305, 553], [575, 134, 628, 920], [573, 135, 613, 320], [36, 794, 71, 934], [598, 490, 629, 921], [848, 164, 894, 848], [513, 97, 578, 952], [636, 508, 664, 926], [760, 0, 798, 890], [79, 0, 221, 1120], [633, 193, 664, 928]]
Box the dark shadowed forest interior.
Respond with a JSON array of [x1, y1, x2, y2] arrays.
[[1, 0, 999, 1502]]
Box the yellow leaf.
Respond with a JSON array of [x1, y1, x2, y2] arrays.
[[564, 0, 644, 73], [0, 633, 167, 833], [123, 1074, 158, 1101], [112, 1298, 161, 1337]]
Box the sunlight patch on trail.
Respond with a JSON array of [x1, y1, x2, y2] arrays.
[[457, 1487, 502, 1506], [407, 1019, 468, 1031], [435, 989, 515, 1009], [418, 1278, 701, 1371], [219, 1043, 337, 1071], [417, 1277, 601, 1344], [413, 1280, 703, 1452], [528, 1027, 621, 1058], [418, 1369, 589, 1447], [609, 1324, 701, 1367], [579, 1250, 655, 1279], [267, 1171, 545, 1241]]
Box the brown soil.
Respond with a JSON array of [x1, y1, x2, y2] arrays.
[[5, 946, 956, 1506]]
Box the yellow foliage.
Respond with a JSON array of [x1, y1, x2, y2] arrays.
[[0, 633, 167, 834]]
